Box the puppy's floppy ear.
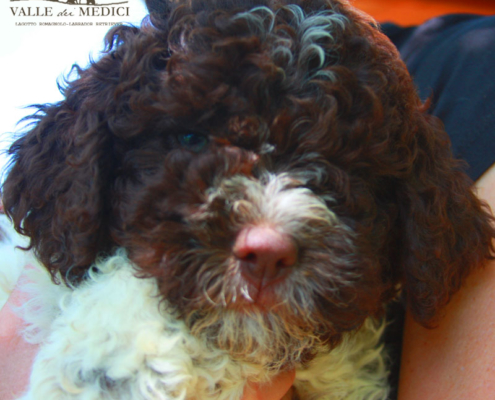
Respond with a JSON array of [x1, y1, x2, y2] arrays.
[[397, 108, 495, 326], [1, 26, 141, 284], [2, 102, 113, 283]]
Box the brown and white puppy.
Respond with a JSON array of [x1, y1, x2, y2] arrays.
[[3, 0, 494, 399]]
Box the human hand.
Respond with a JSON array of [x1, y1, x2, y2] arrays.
[[241, 369, 296, 400]]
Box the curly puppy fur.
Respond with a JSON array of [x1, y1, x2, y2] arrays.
[[3, 0, 495, 398]]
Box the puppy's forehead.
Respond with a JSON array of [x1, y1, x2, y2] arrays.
[[154, 4, 353, 153], [163, 5, 348, 108], [168, 4, 348, 54]]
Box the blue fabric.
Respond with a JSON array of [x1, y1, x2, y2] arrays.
[[383, 14, 495, 181]]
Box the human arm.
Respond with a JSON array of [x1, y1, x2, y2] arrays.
[[398, 162, 495, 399], [0, 275, 39, 400]]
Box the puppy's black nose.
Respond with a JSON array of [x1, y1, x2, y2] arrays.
[[233, 226, 297, 286]]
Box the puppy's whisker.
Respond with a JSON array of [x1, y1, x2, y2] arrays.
[[203, 287, 217, 306], [229, 283, 238, 305], [219, 287, 228, 307], [240, 285, 254, 303]]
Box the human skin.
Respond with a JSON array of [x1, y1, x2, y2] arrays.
[[0, 279, 39, 400], [398, 162, 495, 400], [242, 369, 296, 400]]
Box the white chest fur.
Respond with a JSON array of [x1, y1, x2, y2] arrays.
[[17, 252, 389, 400]]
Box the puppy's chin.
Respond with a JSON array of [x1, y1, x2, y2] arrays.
[[186, 305, 331, 370], [183, 271, 329, 369]]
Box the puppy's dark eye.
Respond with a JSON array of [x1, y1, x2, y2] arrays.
[[178, 132, 208, 152]]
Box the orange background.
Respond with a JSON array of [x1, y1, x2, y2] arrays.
[[353, 0, 495, 25]]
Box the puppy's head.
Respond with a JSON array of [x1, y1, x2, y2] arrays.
[[3, 0, 494, 363]]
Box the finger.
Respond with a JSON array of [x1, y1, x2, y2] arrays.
[[242, 369, 296, 400]]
